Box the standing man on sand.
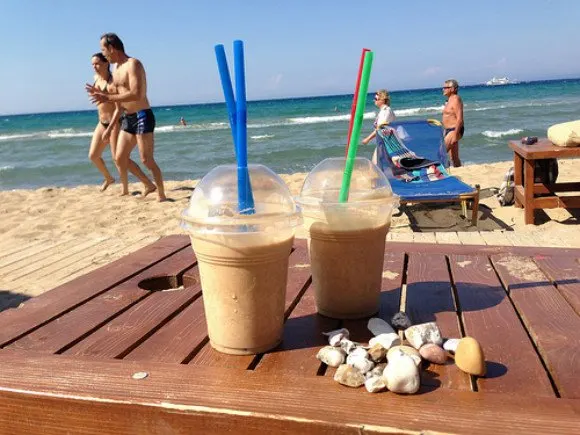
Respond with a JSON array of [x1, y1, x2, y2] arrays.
[[86, 33, 166, 201], [442, 79, 464, 167]]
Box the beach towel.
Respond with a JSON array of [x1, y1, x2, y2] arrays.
[[375, 127, 448, 183]]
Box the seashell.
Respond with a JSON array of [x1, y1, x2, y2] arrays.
[[368, 317, 396, 336], [391, 311, 412, 331], [322, 328, 350, 347], [454, 337, 486, 376], [334, 364, 365, 388], [369, 333, 401, 350], [404, 322, 443, 350], [316, 346, 346, 368], [387, 345, 422, 367], [383, 354, 420, 394], [443, 338, 460, 353], [339, 339, 358, 354], [364, 375, 387, 393], [419, 343, 447, 365], [367, 343, 387, 362]]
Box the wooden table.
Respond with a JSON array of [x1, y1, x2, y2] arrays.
[[0, 235, 579, 434], [509, 138, 580, 224]]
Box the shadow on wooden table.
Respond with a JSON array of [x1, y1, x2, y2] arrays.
[[0, 290, 31, 313]]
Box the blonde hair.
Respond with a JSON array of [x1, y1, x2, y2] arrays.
[[375, 89, 391, 106], [445, 79, 459, 89]]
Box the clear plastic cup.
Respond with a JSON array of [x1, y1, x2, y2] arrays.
[[181, 164, 300, 355], [297, 157, 398, 319]]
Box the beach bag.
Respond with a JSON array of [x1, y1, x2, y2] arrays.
[[547, 120, 580, 147], [497, 167, 515, 206]]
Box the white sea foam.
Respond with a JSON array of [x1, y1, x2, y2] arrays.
[[0, 133, 37, 141], [481, 128, 523, 138], [156, 125, 176, 133], [287, 112, 375, 124], [250, 134, 274, 140], [0, 165, 15, 172], [47, 131, 93, 138], [395, 105, 445, 117]]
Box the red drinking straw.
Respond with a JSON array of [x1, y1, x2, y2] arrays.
[[345, 48, 371, 156]]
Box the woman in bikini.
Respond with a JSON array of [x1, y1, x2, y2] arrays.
[[88, 53, 118, 191]]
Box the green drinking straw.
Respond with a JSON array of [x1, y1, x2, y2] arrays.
[[339, 50, 374, 203]]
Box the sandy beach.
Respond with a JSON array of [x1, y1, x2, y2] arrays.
[[1, 159, 578, 308]]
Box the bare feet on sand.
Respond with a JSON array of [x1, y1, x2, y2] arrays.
[[141, 184, 157, 199], [100, 178, 115, 192]]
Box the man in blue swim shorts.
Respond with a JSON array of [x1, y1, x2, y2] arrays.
[[442, 79, 464, 167], [86, 33, 166, 201]]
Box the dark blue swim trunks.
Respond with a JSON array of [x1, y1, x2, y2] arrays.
[[121, 109, 156, 134]]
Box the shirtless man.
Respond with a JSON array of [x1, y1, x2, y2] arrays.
[[86, 33, 166, 201], [442, 79, 464, 167]]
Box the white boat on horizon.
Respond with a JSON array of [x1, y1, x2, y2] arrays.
[[485, 77, 519, 86]]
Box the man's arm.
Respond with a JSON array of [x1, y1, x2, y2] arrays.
[[454, 95, 464, 130]]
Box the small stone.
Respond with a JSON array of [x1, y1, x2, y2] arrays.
[[368, 317, 396, 336], [367, 343, 387, 362], [419, 343, 447, 365], [346, 354, 375, 373], [131, 371, 149, 380], [391, 311, 412, 331], [443, 338, 460, 353], [349, 347, 369, 359], [455, 337, 486, 376], [339, 339, 358, 354], [369, 333, 401, 350], [334, 364, 365, 387], [387, 345, 422, 366], [316, 346, 346, 367], [404, 322, 443, 349], [383, 354, 420, 394], [364, 375, 387, 393], [370, 362, 387, 378], [323, 328, 350, 347]]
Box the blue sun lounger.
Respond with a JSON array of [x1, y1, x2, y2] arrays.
[[375, 119, 480, 225]]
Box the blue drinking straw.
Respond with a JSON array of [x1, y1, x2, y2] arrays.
[[234, 40, 255, 214], [214, 44, 237, 149]]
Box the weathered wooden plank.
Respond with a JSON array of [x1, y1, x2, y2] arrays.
[[0, 238, 60, 267], [450, 254, 554, 396], [189, 243, 313, 370], [0, 352, 578, 435], [492, 254, 580, 399], [7, 248, 196, 355], [405, 252, 471, 391], [0, 235, 191, 347], [61, 249, 198, 359], [534, 255, 580, 314]]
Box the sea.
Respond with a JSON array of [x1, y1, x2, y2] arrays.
[[1, 78, 579, 191]]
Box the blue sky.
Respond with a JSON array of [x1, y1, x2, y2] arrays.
[[1, 0, 579, 115]]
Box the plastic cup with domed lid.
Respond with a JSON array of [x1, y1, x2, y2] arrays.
[[296, 157, 398, 319], [181, 164, 300, 355]]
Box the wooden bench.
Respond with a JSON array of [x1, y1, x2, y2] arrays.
[[0, 235, 579, 434], [509, 138, 580, 224]]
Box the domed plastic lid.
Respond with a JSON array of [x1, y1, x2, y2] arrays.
[[298, 157, 395, 205], [182, 164, 300, 233]]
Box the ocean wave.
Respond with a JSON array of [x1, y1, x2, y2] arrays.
[[0, 165, 15, 172], [287, 112, 375, 124], [0, 133, 38, 141], [156, 125, 176, 133], [47, 131, 93, 138], [251, 134, 274, 140], [481, 128, 523, 138], [395, 105, 444, 117]]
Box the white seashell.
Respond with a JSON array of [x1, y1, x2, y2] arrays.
[[369, 333, 401, 350], [339, 339, 358, 354], [346, 354, 375, 373], [404, 322, 443, 350], [364, 375, 387, 393], [443, 338, 460, 353], [383, 354, 420, 394], [316, 346, 346, 368], [322, 328, 350, 347], [368, 317, 396, 336]]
